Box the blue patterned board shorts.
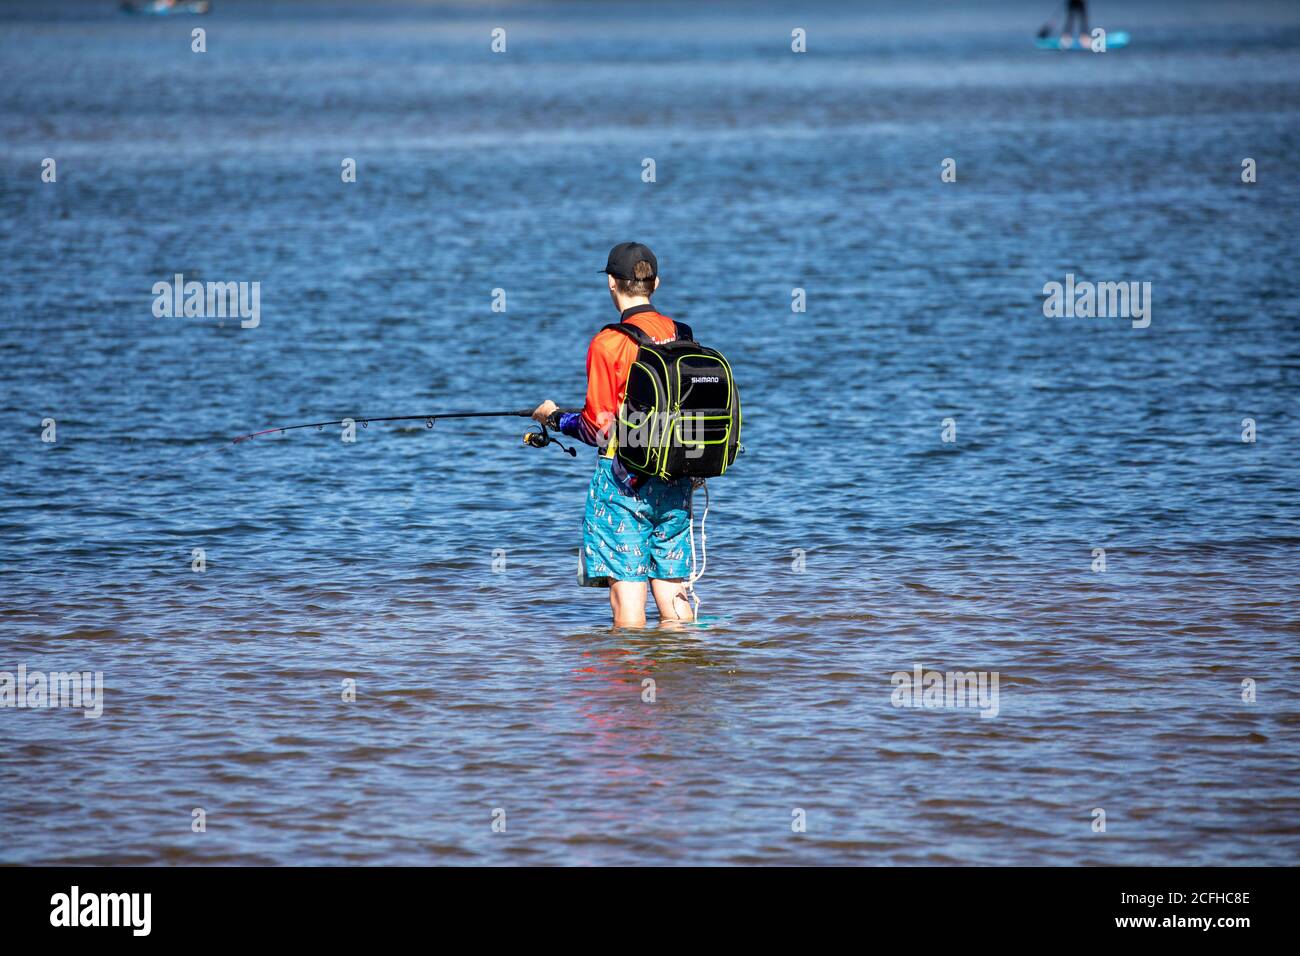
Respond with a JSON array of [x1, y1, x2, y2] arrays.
[[580, 457, 692, 586]]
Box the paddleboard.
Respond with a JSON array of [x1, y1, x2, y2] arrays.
[[121, 0, 211, 14], [1035, 30, 1129, 51]]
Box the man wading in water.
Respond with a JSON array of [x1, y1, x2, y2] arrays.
[[533, 242, 695, 628]]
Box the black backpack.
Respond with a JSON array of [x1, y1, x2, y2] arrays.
[[602, 320, 741, 481]]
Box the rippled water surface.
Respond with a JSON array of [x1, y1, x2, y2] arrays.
[[2, 0, 1299, 865]]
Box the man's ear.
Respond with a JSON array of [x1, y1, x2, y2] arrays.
[[607, 275, 618, 293], [653, 276, 660, 293]]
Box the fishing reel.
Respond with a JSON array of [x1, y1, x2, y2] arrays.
[[523, 423, 577, 457]]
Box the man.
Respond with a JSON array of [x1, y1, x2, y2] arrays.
[[533, 242, 694, 628]]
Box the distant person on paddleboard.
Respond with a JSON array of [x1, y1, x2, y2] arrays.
[[532, 242, 695, 628], [1041, 0, 1090, 48]]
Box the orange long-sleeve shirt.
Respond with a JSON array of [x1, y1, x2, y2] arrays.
[[572, 305, 679, 449]]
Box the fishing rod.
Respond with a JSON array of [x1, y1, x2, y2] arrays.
[[171, 407, 581, 471]]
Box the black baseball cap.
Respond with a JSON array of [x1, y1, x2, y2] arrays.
[[601, 242, 658, 281]]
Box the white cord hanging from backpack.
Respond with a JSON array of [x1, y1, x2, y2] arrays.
[[685, 478, 709, 619]]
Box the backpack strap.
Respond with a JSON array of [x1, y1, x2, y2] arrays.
[[601, 322, 654, 346], [601, 321, 695, 345]]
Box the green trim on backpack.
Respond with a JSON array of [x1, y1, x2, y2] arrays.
[[601, 320, 741, 481]]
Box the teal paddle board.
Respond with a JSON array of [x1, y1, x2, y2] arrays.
[[1035, 30, 1129, 50], [121, 0, 210, 14]]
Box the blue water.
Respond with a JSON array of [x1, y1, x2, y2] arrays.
[[1, 0, 1298, 865]]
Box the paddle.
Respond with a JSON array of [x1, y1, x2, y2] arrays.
[[1036, 1, 1058, 38]]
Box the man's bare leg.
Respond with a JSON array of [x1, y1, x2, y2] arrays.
[[651, 578, 694, 623], [609, 580, 648, 627]]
